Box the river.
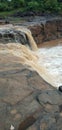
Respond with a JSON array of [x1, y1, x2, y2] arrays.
[[0, 25, 62, 89]]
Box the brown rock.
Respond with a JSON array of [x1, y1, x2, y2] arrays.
[[10, 109, 17, 115], [29, 24, 45, 44], [40, 122, 47, 130], [18, 115, 36, 130], [42, 20, 57, 41], [27, 124, 37, 130], [14, 114, 21, 121], [57, 19, 62, 38], [28, 18, 62, 45], [29, 25, 42, 36]]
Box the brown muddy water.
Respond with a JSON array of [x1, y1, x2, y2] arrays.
[[0, 25, 62, 89]]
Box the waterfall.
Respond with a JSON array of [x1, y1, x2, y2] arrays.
[[0, 25, 62, 89], [0, 25, 38, 50], [14, 26, 38, 51]]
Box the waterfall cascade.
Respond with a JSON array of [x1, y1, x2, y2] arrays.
[[0, 25, 38, 50], [0, 25, 62, 89]]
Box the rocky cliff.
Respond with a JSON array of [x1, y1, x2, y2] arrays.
[[28, 17, 62, 44], [0, 16, 62, 45]]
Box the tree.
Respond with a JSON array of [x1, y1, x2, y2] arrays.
[[27, 1, 39, 11], [11, 0, 25, 8], [0, 0, 9, 11]]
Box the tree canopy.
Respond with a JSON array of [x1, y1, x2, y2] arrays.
[[0, 0, 62, 13]]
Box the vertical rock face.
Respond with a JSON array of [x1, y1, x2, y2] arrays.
[[29, 18, 62, 44], [44, 20, 57, 41]]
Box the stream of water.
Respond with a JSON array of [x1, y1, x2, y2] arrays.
[[0, 25, 62, 89]]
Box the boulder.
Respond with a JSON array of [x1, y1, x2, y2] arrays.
[[0, 48, 62, 130]]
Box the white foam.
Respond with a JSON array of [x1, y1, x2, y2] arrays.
[[37, 45, 62, 88]]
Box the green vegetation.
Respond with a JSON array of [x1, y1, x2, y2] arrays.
[[0, 0, 62, 16]]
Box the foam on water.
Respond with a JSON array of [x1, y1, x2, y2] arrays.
[[37, 45, 62, 88], [0, 43, 62, 89]]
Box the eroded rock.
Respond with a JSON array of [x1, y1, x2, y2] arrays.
[[28, 18, 62, 44]]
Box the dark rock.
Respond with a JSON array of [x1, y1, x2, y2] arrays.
[[58, 86, 62, 92], [59, 104, 62, 112], [38, 90, 62, 105], [0, 28, 27, 44], [18, 115, 36, 130], [5, 19, 10, 24], [12, 11, 35, 17]]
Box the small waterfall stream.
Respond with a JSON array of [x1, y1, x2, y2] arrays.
[[0, 25, 62, 89]]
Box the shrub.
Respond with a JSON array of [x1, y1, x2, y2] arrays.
[[27, 1, 39, 11], [0, 3, 8, 11]]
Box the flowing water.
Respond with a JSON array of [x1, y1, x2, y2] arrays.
[[0, 25, 62, 89]]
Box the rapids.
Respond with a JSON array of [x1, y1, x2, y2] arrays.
[[0, 25, 62, 89]]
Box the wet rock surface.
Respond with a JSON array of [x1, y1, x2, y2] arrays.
[[0, 27, 27, 44], [0, 52, 62, 130]]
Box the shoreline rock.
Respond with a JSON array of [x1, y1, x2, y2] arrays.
[[0, 53, 62, 130]]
